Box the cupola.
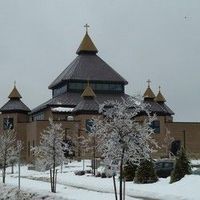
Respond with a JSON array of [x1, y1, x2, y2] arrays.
[[143, 80, 155, 100], [155, 86, 166, 103], [0, 84, 30, 113], [76, 24, 98, 55]]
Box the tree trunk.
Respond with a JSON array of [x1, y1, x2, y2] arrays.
[[52, 167, 55, 192], [11, 163, 14, 174], [123, 177, 126, 200], [3, 155, 7, 184], [2, 166, 6, 184], [55, 169, 58, 192], [113, 175, 118, 200], [52, 138, 56, 193], [93, 136, 96, 176], [119, 148, 125, 200], [50, 169, 53, 192]]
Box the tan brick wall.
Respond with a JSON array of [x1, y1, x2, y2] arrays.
[[167, 122, 200, 155]]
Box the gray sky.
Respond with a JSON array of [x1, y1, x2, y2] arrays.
[[0, 0, 200, 122]]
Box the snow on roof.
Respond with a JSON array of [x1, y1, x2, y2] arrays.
[[51, 107, 74, 112]]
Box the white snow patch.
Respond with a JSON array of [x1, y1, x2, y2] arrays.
[[51, 107, 74, 112], [1, 160, 200, 200]]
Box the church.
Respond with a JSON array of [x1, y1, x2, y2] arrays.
[[0, 27, 200, 162]]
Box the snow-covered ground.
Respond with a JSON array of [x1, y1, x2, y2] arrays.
[[0, 160, 200, 200]]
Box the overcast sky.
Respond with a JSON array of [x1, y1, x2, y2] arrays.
[[0, 0, 199, 122]]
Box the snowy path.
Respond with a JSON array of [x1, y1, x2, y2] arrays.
[[6, 176, 140, 200], [2, 161, 200, 200], [18, 175, 157, 200]]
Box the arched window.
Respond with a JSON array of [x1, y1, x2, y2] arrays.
[[151, 120, 160, 134], [170, 140, 181, 156]]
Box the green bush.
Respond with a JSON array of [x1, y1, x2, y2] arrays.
[[123, 162, 137, 181], [134, 159, 158, 184], [170, 147, 191, 183]]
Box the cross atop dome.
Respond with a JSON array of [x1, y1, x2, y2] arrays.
[[155, 86, 166, 103], [143, 79, 155, 99], [84, 23, 90, 33], [8, 83, 22, 99], [76, 24, 98, 55], [147, 79, 151, 87], [0, 84, 30, 113]]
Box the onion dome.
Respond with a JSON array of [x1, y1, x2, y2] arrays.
[[143, 80, 155, 100], [76, 24, 98, 55], [0, 84, 30, 113], [155, 86, 166, 103], [8, 85, 22, 99]]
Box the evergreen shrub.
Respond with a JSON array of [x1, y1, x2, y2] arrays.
[[134, 159, 158, 184], [123, 162, 137, 181], [170, 147, 191, 183]]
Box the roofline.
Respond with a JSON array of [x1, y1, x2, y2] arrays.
[[167, 121, 200, 124], [0, 110, 30, 114], [49, 79, 128, 90]]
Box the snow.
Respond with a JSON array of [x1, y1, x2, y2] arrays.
[[191, 160, 200, 166], [0, 160, 200, 200], [51, 107, 74, 113]]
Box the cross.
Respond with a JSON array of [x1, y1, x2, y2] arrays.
[[14, 80, 16, 87], [84, 23, 90, 33], [147, 79, 151, 87], [159, 85, 161, 92]]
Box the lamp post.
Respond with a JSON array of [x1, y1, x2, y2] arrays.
[[17, 140, 22, 191]]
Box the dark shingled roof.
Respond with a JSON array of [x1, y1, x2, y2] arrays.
[[144, 99, 174, 115], [0, 99, 30, 113], [73, 98, 99, 114], [0, 86, 30, 113], [31, 32, 173, 117], [49, 54, 128, 89], [30, 92, 130, 114], [73, 83, 99, 114], [30, 91, 174, 116]]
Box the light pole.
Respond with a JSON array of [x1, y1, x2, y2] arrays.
[[17, 140, 22, 191]]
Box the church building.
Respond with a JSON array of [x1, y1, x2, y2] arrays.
[[0, 27, 200, 162]]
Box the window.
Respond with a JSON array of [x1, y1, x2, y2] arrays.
[[85, 119, 94, 133], [170, 140, 181, 156], [68, 82, 86, 90], [3, 118, 14, 130], [53, 85, 67, 97], [151, 120, 160, 134], [68, 82, 124, 93]]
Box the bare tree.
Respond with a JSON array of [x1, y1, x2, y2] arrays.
[[0, 125, 17, 183], [85, 119, 101, 176], [32, 118, 70, 193], [93, 96, 158, 200], [162, 128, 174, 157]]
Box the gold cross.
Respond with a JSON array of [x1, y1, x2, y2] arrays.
[[84, 23, 90, 33], [147, 79, 151, 87]]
